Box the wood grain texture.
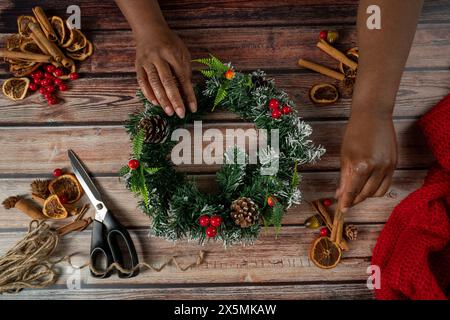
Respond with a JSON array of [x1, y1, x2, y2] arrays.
[[0, 0, 448, 31], [0, 120, 432, 175], [0, 283, 374, 300], [0, 225, 379, 285], [1, 23, 449, 76], [0, 170, 425, 229], [0, 70, 448, 124]]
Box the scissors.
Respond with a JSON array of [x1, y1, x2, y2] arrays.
[[68, 149, 139, 278]]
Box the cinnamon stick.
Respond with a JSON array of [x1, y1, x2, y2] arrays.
[[313, 200, 348, 250], [298, 58, 345, 81], [56, 219, 88, 236], [2, 196, 45, 220], [0, 49, 51, 63], [29, 22, 73, 68], [32, 7, 58, 42], [317, 40, 358, 70], [30, 33, 50, 55]]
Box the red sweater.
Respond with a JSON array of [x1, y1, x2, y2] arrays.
[[371, 94, 450, 300]]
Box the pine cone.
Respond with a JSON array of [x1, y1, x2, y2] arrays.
[[138, 115, 169, 144], [2, 196, 19, 209], [230, 197, 259, 228], [344, 224, 358, 240], [31, 179, 50, 199]]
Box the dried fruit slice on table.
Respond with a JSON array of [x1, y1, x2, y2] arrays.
[[17, 15, 37, 39], [63, 28, 87, 51], [339, 47, 358, 78], [2, 77, 30, 100], [20, 38, 44, 54], [48, 174, 83, 204], [309, 83, 339, 106], [9, 59, 41, 77], [67, 40, 93, 61], [6, 34, 24, 51], [310, 236, 342, 269], [50, 16, 69, 45], [43, 194, 68, 219]]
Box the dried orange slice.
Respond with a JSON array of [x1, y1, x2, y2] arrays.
[[50, 16, 68, 45], [48, 174, 83, 204], [309, 83, 339, 106], [67, 40, 93, 61], [64, 29, 87, 52], [2, 77, 30, 100], [9, 61, 41, 77], [310, 236, 342, 269], [20, 38, 44, 54], [43, 194, 68, 219], [17, 15, 37, 39], [6, 34, 23, 51], [339, 47, 358, 78]]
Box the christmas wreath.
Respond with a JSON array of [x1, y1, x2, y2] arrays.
[[120, 55, 325, 245]]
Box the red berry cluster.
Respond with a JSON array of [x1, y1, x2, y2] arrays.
[[198, 214, 223, 238], [268, 98, 292, 119], [29, 64, 79, 105]]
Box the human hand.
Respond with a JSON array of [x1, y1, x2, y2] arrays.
[[134, 26, 196, 118], [336, 112, 398, 212]]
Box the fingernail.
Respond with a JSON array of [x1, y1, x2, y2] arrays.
[[341, 207, 348, 213], [189, 102, 197, 113], [176, 108, 185, 118], [164, 107, 174, 116], [151, 100, 159, 106]]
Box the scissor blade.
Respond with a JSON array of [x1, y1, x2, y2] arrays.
[[68, 149, 103, 206]]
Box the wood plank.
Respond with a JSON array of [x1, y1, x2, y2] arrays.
[[0, 0, 448, 31], [0, 170, 424, 229], [0, 283, 374, 300], [0, 120, 432, 175], [0, 70, 448, 124], [1, 24, 449, 75], [0, 225, 379, 285]]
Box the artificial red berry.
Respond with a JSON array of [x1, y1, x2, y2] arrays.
[[69, 72, 79, 80], [268, 98, 280, 110], [281, 105, 292, 114], [320, 227, 329, 237], [323, 198, 333, 207], [29, 82, 38, 91], [205, 226, 218, 238], [44, 92, 54, 100], [47, 96, 58, 105], [39, 87, 47, 95], [44, 72, 54, 79], [128, 159, 140, 170], [58, 195, 68, 204], [198, 215, 210, 227], [53, 78, 63, 86], [45, 85, 56, 94], [33, 78, 42, 85], [267, 196, 275, 207], [210, 215, 223, 227], [319, 30, 328, 40], [31, 70, 44, 79], [58, 83, 68, 91], [271, 109, 282, 119], [53, 68, 64, 77], [45, 64, 56, 73], [53, 168, 63, 177], [40, 78, 52, 87], [224, 69, 235, 80]]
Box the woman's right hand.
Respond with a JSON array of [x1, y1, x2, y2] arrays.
[[134, 27, 196, 118]]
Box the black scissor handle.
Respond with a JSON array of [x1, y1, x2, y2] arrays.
[[90, 220, 114, 278], [103, 212, 140, 278]]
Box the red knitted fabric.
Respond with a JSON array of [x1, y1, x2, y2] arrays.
[[371, 93, 450, 300]]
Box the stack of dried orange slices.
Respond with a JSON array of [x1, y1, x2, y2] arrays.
[[1, 6, 93, 104]]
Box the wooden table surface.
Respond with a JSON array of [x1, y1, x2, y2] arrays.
[[0, 0, 449, 300]]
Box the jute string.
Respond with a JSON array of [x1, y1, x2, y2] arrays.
[[0, 220, 206, 294]]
